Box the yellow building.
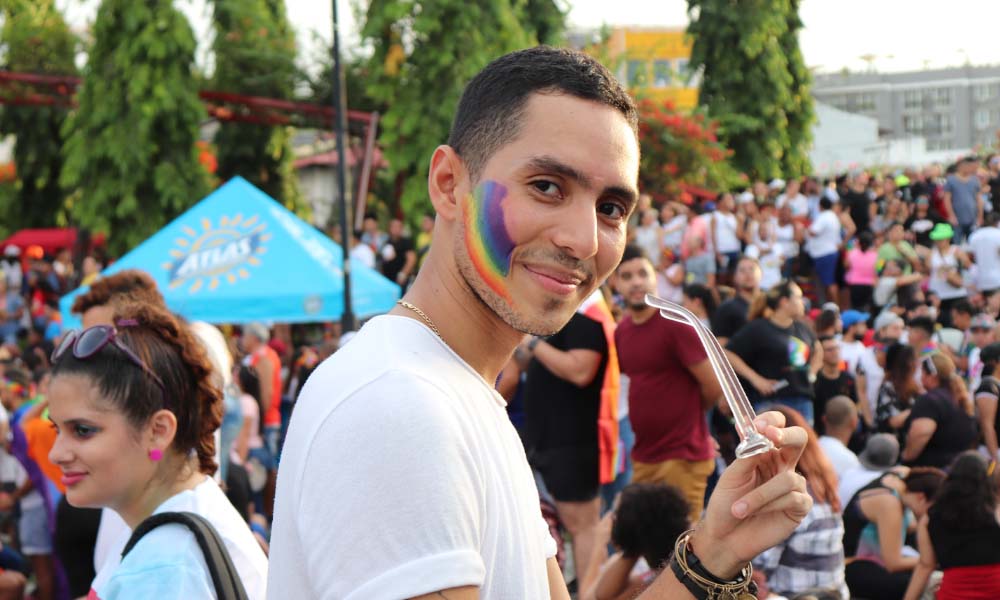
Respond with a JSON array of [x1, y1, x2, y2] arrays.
[[594, 27, 699, 109]]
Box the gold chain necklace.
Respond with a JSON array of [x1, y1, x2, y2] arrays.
[[396, 300, 441, 338]]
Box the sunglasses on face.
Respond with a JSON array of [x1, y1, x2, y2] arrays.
[[52, 321, 170, 408]]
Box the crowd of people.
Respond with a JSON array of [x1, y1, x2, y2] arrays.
[[1, 44, 999, 600], [529, 152, 1000, 599]]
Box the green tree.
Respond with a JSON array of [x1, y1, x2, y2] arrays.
[[686, 0, 813, 180], [210, 0, 303, 210], [0, 0, 77, 232], [360, 0, 565, 218], [779, 0, 814, 177], [60, 0, 209, 256], [519, 0, 566, 46]]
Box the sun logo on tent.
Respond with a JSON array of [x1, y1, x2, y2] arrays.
[[162, 214, 271, 293]]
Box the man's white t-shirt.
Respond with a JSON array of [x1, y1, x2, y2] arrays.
[[91, 477, 268, 599], [713, 212, 741, 254], [968, 226, 1000, 292], [349, 243, 377, 270], [856, 347, 884, 416], [818, 436, 860, 481], [839, 339, 865, 375], [268, 316, 557, 599], [807, 210, 841, 258]]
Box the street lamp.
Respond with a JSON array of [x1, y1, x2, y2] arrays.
[[331, 0, 355, 332]]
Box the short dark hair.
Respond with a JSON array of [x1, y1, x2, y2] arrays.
[[611, 483, 690, 570], [951, 299, 973, 317], [448, 46, 638, 181], [618, 244, 650, 268], [819, 196, 833, 210], [907, 315, 935, 336]]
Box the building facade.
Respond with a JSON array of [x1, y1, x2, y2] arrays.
[[812, 65, 1000, 153], [571, 26, 698, 109]]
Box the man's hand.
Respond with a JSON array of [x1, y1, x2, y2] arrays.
[[751, 375, 779, 396], [688, 411, 811, 579]]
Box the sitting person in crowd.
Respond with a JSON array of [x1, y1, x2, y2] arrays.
[[874, 259, 924, 314], [902, 352, 977, 469], [753, 406, 848, 600], [904, 452, 1000, 600], [817, 395, 861, 479], [875, 343, 918, 438], [580, 483, 690, 600], [975, 342, 1000, 461], [843, 465, 945, 600]]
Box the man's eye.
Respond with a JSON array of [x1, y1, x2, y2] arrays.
[[599, 201, 627, 220], [531, 181, 561, 196]]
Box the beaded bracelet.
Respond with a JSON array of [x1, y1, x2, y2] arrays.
[[668, 530, 758, 600]]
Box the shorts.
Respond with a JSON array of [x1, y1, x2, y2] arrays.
[[813, 252, 839, 286], [19, 503, 52, 555], [534, 445, 599, 503]]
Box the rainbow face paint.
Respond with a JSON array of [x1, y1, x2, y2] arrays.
[[464, 180, 516, 302]]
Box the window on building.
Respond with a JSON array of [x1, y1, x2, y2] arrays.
[[653, 60, 672, 88], [941, 114, 954, 135], [927, 138, 954, 151], [674, 58, 689, 80], [627, 60, 647, 87], [974, 84, 994, 102], [935, 88, 952, 106], [903, 90, 921, 109], [903, 115, 922, 133], [976, 109, 992, 129]]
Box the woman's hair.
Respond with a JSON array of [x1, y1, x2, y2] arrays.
[[814, 309, 840, 336], [904, 466, 946, 502], [885, 343, 918, 403], [748, 280, 796, 321], [929, 451, 998, 531], [770, 405, 841, 512], [237, 365, 261, 405], [611, 483, 690, 570], [51, 302, 222, 474], [857, 230, 874, 252], [922, 352, 973, 416], [682, 283, 717, 319]]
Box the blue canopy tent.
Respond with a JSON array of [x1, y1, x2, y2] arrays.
[[60, 177, 400, 327]]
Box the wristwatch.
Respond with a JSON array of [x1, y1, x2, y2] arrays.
[[527, 336, 542, 352]]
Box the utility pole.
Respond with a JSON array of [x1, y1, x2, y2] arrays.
[[331, 0, 355, 331]]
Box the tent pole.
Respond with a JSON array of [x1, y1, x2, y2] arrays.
[[331, 0, 355, 332]]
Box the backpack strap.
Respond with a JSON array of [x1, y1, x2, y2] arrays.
[[122, 511, 249, 600]]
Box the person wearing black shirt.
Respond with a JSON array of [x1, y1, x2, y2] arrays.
[[974, 342, 1000, 461], [903, 197, 939, 248], [519, 311, 608, 588], [813, 336, 857, 435], [711, 256, 761, 344], [379, 218, 417, 288], [843, 174, 875, 233], [902, 353, 977, 468], [726, 280, 822, 426]]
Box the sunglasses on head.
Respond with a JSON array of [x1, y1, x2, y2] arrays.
[[52, 320, 170, 408], [922, 354, 938, 376]]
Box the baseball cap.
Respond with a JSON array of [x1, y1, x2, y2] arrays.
[[841, 309, 869, 329], [769, 178, 786, 190], [874, 311, 904, 333], [929, 222, 954, 241], [738, 191, 755, 204], [244, 322, 270, 343], [858, 434, 900, 471], [822, 302, 840, 314], [971, 313, 997, 331], [2, 246, 19, 257]]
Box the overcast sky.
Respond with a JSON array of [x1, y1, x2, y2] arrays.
[[58, 0, 1000, 75]]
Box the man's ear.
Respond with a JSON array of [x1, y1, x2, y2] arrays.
[[428, 145, 468, 222]]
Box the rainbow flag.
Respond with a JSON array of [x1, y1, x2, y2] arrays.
[[578, 289, 621, 485]]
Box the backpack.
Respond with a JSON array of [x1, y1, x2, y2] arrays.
[[122, 512, 249, 600]]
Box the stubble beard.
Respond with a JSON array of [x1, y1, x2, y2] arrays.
[[453, 227, 570, 337]]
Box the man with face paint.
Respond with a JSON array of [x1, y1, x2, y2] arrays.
[[269, 47, 812, 600]]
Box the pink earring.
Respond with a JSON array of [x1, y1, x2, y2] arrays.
[[149, 448, 163, 462]]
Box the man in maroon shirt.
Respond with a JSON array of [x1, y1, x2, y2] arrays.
[[612, 245, 723, 523]]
